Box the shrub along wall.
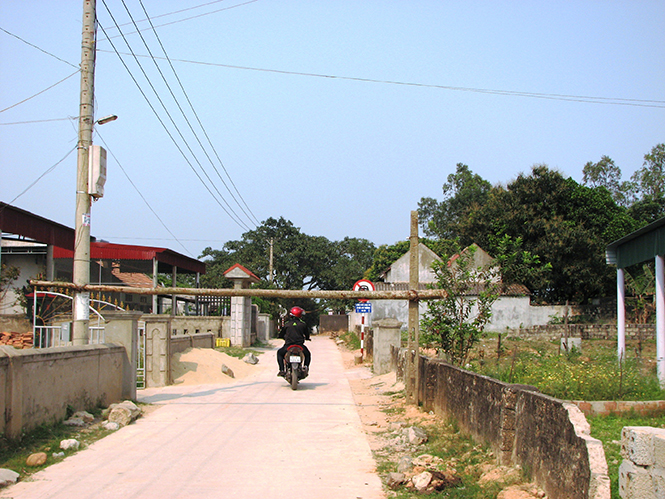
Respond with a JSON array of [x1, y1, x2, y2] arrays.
[[392, 347, 610, 499]]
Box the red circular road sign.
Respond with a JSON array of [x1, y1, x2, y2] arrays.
[[353, 279, 375, 302]]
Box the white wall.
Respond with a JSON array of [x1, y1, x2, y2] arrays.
[[0, 253, 44, 314]]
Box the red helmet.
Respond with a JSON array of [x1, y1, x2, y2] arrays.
[[289, 306, 304, 318]]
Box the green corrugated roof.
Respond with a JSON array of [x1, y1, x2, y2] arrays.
[[606, 217, 665, 268]]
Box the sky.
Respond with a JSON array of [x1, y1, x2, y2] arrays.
[[1, 1, 664, 262]]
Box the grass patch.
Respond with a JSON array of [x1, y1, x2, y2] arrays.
[[466, 338, 665, 401], [0, 416, 115, 481], [214, 345, 262, 359], [339, 331, 361, 350]]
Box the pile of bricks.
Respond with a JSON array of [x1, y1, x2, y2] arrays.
[[0, 331, 34, 349]]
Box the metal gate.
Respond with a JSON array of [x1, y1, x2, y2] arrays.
[[137, 320, 146, 389]]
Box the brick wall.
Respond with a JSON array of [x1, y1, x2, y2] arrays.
[[511, 324, 655, 341]]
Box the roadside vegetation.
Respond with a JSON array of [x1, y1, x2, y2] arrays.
[[444, 335, 665, 498], [0, 405, 120, 482]]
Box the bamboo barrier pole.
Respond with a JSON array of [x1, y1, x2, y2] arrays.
[[30, 280, 447, 301]]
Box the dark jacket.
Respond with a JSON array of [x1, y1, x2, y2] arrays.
[[279, 316, 310, 345]]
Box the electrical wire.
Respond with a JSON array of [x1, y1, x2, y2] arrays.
[[0, 117, 75, 125], [0, 70, 80, 113], [97, 6, 252, 232], [1, 146, 77, 210], [119, 0, 257, 229], [137, 0, 261, 226], [95, 130, 193, 257], [97, 50, 665, 109], [100, 0, 259, 39], [0, 27, 79, 69]]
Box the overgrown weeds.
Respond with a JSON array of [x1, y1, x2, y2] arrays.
[[467, 337, 665, 401]]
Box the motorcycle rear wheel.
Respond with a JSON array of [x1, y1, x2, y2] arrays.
[[290, 363, 299, 390]]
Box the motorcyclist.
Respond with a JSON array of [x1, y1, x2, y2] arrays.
[[277, 306, 311, 377]]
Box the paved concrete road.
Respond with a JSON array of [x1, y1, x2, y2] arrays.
[[1, 336, 385, 499]]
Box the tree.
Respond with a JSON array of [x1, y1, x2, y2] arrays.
[[420, 246, 500, 366], [199, 217, 376, 316], [456, 165, 639, 303], [1, 263, 20, 307], [418, 163, 491, 243], [631, 143, 665, 200], [582, 155, 634, 206]]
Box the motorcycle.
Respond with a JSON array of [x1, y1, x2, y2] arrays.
[[282, 344, 308, 390]]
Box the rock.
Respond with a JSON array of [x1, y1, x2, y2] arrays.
[[108, 401, 141, 427], [498, 484, 545, 499], [242, 353, 259, 365], [397, 456, 413, 473], [0, 469, 19, 488], [104, 421, 120, 431], [108, 406, 132, 427], [63, 417, 86, 427], [221, 364, 235, 378], [479, 465, 522, 487], [26, 452, 47, 467], [72, 411, 95, 423], [386, 472, 406, 489], [412, 471, 433, 491], [52, 452, 65, 458], [407, 426, 428, 445], [117, 401, 141, 419], [413, 454, 437, 466], [60, 439, 80, 451]]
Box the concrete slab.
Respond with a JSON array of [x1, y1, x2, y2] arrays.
[[0, 336, 385, 499]]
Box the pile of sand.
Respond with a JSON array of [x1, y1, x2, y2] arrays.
[[171, 348, 266, 385]]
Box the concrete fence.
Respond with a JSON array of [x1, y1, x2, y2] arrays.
[[510, 324, 655, 342], [620, 426, 665, 498], [392, 347, 610, 499], [0, 344, 125, 439]]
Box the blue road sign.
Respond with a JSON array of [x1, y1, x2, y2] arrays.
[[354, 302, 372, 314]]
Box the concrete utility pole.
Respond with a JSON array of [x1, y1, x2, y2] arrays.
[[406, 210, 420, 404], [72, 0, 97, 345]]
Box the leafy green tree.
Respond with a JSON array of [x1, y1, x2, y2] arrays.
[[624, 263, 655, 324], [418, 163, 491, 243], [457, 165, 639, 303], [420, 246, 500, 366], [489, 234, 551, 291], [199, 217, 376, 316], [631, 143, 665, 200], [582, 155, 635, 207]]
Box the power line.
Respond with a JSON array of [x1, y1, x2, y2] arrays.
[[95, 130, 193, 257], [97, 5, 252, 232], [100, 0, 260, 39], [0, 27, 79, 69], [0, 117, 75, 125], [137, 0, 261, 227], [105, 0, 254, 231], [98, 50, 665, 109], [0, 70, 80, 113], [1, 146, 77, 210], [120, 0, 257, 228]]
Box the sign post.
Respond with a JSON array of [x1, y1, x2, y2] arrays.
[[353, 280, 375, 359]]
